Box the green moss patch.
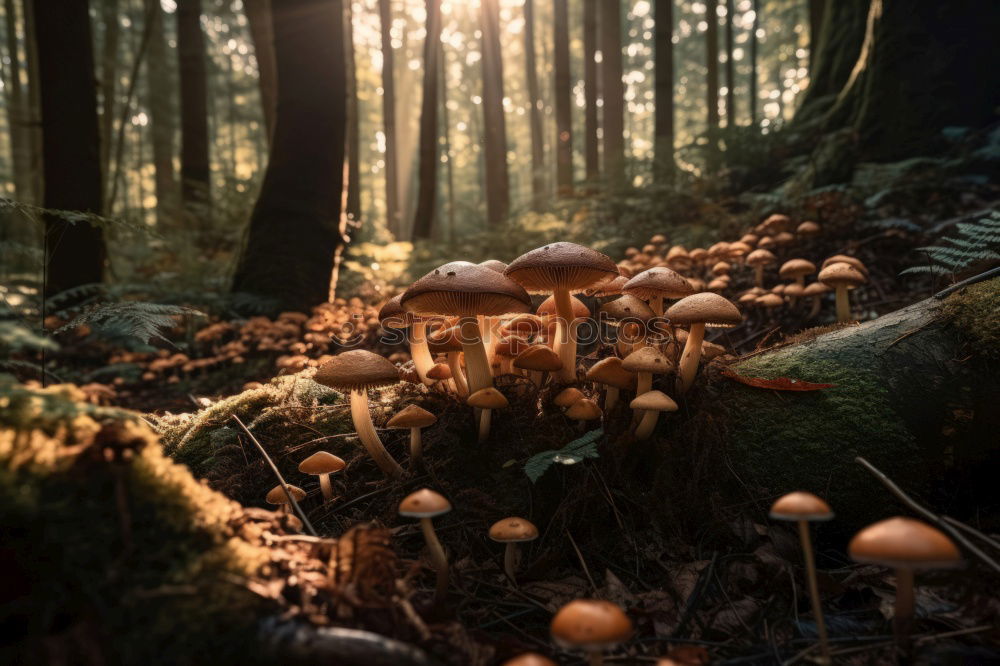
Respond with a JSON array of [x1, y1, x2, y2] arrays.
[[941, 277, 1000, 359]]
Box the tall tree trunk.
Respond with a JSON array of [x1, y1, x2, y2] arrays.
[[582, 0, 599, 180], [177, 0, 211, 225], [724, 0, 734, 126], [2, 0, 35, 203], [145, 0, 178, 227], [22, 0, 42, 201], [232, 0, 347, 313], [98, 0, 119, 199], [480, 0, 509, 226], [599, 0, 624, 178], [808, 0, 826, 68], [410, 0, 441, 240], [524, 0, 545, 205], [704, 0, 719, 171], [378, 0, 400, 237], [653, 0, 674, 175], [553, 0, 572, 194], [344, 0, 361, 224], [32, 0, 105, 297], [244, 0, 277, 144], [439, 40, 455, 245], [749, 0, 757, 126]]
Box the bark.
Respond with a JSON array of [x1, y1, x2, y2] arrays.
[[582, 0, 599, 180], [260, 619, 443, 666], [176, 0, 211, 223], [232, 0, 347, 313], [344, 0, 361, 224], [808, 0, 826, 69], [653, 0, 674, 175], [480, 0, 509, 226], [244, 0, 277, 144], [378, 0, 400, 237], [793, 0, 867, 124], [523, 0, 545, 205], [2, 0, 35, 203], [32, 0, 105, 297], [749, 0, 757, 126], [552, 0, 572, 194], [99, 0, 119, 191], [438, 41, 455, 244], [704, 0, 719, 171], [410, 0, 441, 240], [145, 0, 178, 227], [724, 0, 734, 126], [599, 0, 624, 177], [21, 0, 42, 201]]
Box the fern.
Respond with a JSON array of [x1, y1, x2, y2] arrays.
[[0, 321, 58, 353], [56, 302, 205, 345], [0, 198, 156, 237], [901, 211, 1000, 278], [524, 429, 603, 483]]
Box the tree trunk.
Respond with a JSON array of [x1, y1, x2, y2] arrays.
[[582, 0, 599, 181], [32, 0, 105, 297], [2, 0, 35, 203], [245, 0, 277, 144], [653, 0, 674, 175], [724, 0, 734, 126], [599, 0, 624, 178], [232, 0, 347, 313], [145, 0, 178, 228], [749, 0, 757, 126], [552, 0, 572, 194], [177, 0, 211, 225], [480, 0, 509, 226], [344, 0, 361, 224], [808, 0, 827, 69], [378, 0, 400, 238], [524, 0, 545, 205], [410, 0, 441, 240], [438, 41, 455, 245], [704, 0, 719, 171], [99, 0, 120, 195], [22, 0, 42, 202]]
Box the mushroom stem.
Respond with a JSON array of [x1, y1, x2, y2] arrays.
[[834, 285, 851, 322], [447, 351, 468, 398], [893, 567, 916, 647], [409, 427, 423, 466], [419, 516, 449, 609], [605, 386, 620, 411], [552, 288, 578, 383], [318, 473, 333, 502], [460, 318, 494, 394], [677, 322, 706, 394], [808, 295, 822, 319], [503, 542, 519, 582], [797, 520, 830, 664], [754, 264, 764, 288], [588, 651, 604, 666], [478, 408, 492, 443], [410, 321, 436, 386], [633, 408, 659, 440], [631, 371, 653, 425], [349, 389, 404, 479], [649, 297, 664, 316]]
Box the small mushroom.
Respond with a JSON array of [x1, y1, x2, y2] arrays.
[[489, 517, 539, 581], [502, 655, 556, 666], [467, 387, 509, 442], [585, 356, 637, 411], [265, 484, 307, 518], [513, 344, 563, 388], [818, 262, 867, 323], [779, 258, 816, 287], [803, 282, 831, 318], [550, 599, 633, 666], [386, 404, 437, 466], [297, 452, 346, 502], [630, 390, 678, 440], [378, 295, 435, 387], [622, 266, 694, 316], [770, 492, 834, 664], [622, 347, 673, 422], [665, 293, 741, 393], [746, 249, 777, 288], [399, 488, 453, 609], [565, 398, 602, 423], [554, 387, 585, 409]]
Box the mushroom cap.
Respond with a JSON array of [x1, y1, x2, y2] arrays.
[[479, 259, 509, 273], [803, 281, 831, 297], [707, 278, 728, 292], [587, 274, 629, 298], [467, 387, 509, 409], [266, 484, 307, 505], [502, 654, 557, 666], [629, 390, 678, 412], [495, 335, 534, 358], [586, 357, 637, 389], [727, 241, 752, 258], [550, 599, 633, 650], [504, 242, 619, 294], [818, 262, 867, 288], [797, 221, 821, 236], [623, 267, 694, 301], [489, 517, 539, 543], [757, 293, 784, 308], [402, 261, 532, 317], [761, 213, 792, 231], [848, 517, 961, 569], [711, 261, 731, 276], [773, 231, 795, 245], [622, 347, 673, 374], [598, 295, 656, 323], [502, 313, 544, 336], [427, 325, 465, 353], [822, 254, 869, 275], [769, 491, 833, 521], [398, 488, 452, 518], [426, 362, 453, 380], [771, 283, 786, 295], [650, 233, 668, 244], [387, 404, 437, 429], [783, 283, 805, 298], [536, 294, 591, 319], [779, 259, 817, 280], [700, 340, 727, 360], [513, 345, 564, 372], [666, 293, 742, 328], [298, 451, 346, 475], [554, 387, 586, 407], [377, 294, 415, 329], [314, 350, 400, 391], [565, 398, 602, 421], [746, 248, 777, 267], [738, 292, 758, 305]]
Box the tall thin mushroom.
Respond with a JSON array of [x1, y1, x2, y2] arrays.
[[378, 295, 435, 386], [386, 404, 437, 467], [399, 488, 453, 611], [666, 293, 742, 394], [298, 451, 346, 502]]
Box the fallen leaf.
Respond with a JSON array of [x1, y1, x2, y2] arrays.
[[721, 367, 835, 391]]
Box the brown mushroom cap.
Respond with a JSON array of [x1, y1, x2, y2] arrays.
[[757, 293, 784, 308], [818, 262, 867, 288], [803, 282, 831, 297], [298, 451, 346, 475], [536, 294, 591, 319], [504, 242, 619, 294], [783, 283, 804, 299], [489, 517, 539, 543], [426, 362, 453, 380], [623, 267, 694, 301], [402, 261, 532, 317], [377, 294, 415, 329], [779, 259, 817, 280], [554, 387, 586, 407], [565, 398, 602, 420], [387, 404, 437, 429], [629, 390, 678, 412], [314, 350, 400, 391], [398, 488, 452, 518], [502, 313, 545, 336], [550, 599, 633, 650], [266, 484, 307, 505], [746, 248, 777, 267], [797, 221, 821, 236], [666, 293, 742, 328], [479, 259, 509, 273], [822, 254, 868, 276], [848, 517, 961, 569], [513, 345, 564, 372], [587, 274, 629, 297], [769, 491, 833, 521], [586, 357, 637, 389], [711, 261, 732, 276], [467, 387, 509, 409], [502, 654, 557, 666], [598, 294, 656, 323], [622, 347, 673, 374]]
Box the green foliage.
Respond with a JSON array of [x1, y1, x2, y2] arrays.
[[523, 428, 602, 483], [0, 197, 156, 237], [56, 301, 205, 345], [941, 277, 1000, 360], [901, 211, 1000, 278]]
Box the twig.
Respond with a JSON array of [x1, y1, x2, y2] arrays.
[[934, 267, 1000, 299], [942, 516, 1000, 552], [232, 415, 317, 537], [854, 457, 1000, 574], [566, 530, 597, 593]]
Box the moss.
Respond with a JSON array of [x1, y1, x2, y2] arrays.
[[941, 278, 1000, 359]]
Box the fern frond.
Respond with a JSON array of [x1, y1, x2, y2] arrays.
[[56, 302, 205, 345], [902, 211, 1000, 279], [0, 198, 157, 237]]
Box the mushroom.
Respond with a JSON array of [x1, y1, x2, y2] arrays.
[[550, 599, 633, 666], [821, 254, 868, 276], [502, 654, 556, 666], [779, 258, 816, 287], [665, 293, 741, 393], [399, 488, 453, 609], [770, 491, 834, 664], [746, 249, 777, 288], [505, 242, 618, 383], [386, 404, 437, 466], [513, 344, 563, 388], [378, 295, 435, 387], [536, 294, 592, 366], [622, 267, 694, 316], [427, 324, 469, 396], [803, 282, 831, 318], [849, 517, 960, 647], [554, 387, 585, 408], [489, 516, 539, 581], [585, 356, 637, 410], [621, 347, 673, 420], [630, 390, 678, 440], [565, 398, 602, 423], [665, 245, 691, 272], [797, 220, 821, 237], [265, 484, 306, 515], [297, 451, 346, 502], [818, 262, 867, 323], [598, 294, 656, 352], [314, 350, 404, 479], [426, 361, 453, 393], [467, 387, 509, 443]]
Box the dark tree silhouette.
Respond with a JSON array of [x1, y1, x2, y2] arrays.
[[724, 0, 734, 125], [654, 0, 674, 174], [177, 0, 211, 221], [553, 0, 573, 193], [378, 0, 401, 237], [245, 0, 277, 143], [411, 0, 442, 240], [704, 0, 719, 170], [524, 0, 545, 204], [600, 0, 624, 176], [582, 0, 599, 180], [480, 0, 509, 226], [344, 0, 361, 224], [749, 0, 758, 125], [146, 0, 178, 227], [793, 0, 867, 124]]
